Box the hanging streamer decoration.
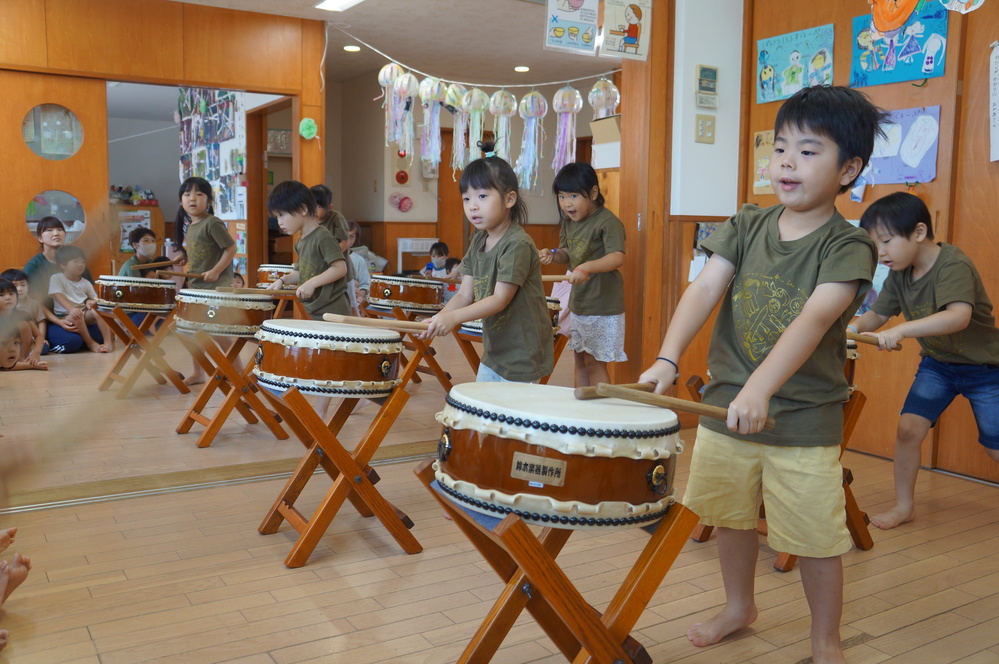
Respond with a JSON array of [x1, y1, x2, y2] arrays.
[[588, 78, 621, 120], [552, 86, 583, 172], [377, 63, 405, 146], [489, 89, 518, 161], [515, 90, 548, 191], [462, 88, 490, 161], [446, 83, 469, 171], [392, 72, 419, 160], [419, 77, 447, 171]]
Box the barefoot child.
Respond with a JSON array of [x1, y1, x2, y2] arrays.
[[850, 192, 999, 529], [639, 86, 886, 663], [1, 270, 49, 366], [0, 282, 47, 371], [48, 246, 112, 353], [0, 526, 31, 653]]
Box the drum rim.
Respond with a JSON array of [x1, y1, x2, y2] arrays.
[[96, 275, 176, 286], [254, 371, 398, 396], [371, 274, 445, 289], [258, 318, 403, 343], [177, 289, 275, 302], [257, 264, 295, 269]]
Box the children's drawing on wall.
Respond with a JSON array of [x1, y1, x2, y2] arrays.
[[601, 0, 652, 61], [756, 24, 834, 104], [178, 87, 246, 220], [753, 130, 775, 195], [850, 4, 948, 88], [940, 0, 985, 13], [853, 106, 940, 191], [544, 0, 598, 55]]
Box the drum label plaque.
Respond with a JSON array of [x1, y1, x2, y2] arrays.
[[511, 452, 566, 487]]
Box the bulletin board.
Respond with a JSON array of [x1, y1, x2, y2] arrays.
[[178, 87, 247, 220]]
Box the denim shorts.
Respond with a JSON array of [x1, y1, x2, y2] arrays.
[[902, 355, 999, 449]]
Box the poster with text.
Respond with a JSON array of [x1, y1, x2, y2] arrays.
[[757, 24, 834, 104], [117, 210, 151, 253], [601, 0, 653, 61], [753, 130, 775, 194], [856, 106, 940, 187], [545, 0, 599, 55], [850, 6, 948, 88]]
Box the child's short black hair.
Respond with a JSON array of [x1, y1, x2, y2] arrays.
[[444, 257, 461, 272], [774, 85, 889, 192], [310, 184, 333, 210], [129, 226, 156, 246], [269, 180, 317, 217], [35, 216, 65, 237], [1, 269, 28, 283], [429, 242, 449, 256], [552, 162, 605, 207], [56, 245, 86, 266], [0, 279, 16, 298], [860, 192, 934, 240]]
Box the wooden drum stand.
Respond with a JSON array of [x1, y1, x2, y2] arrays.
[[97, 307, 189, 399]]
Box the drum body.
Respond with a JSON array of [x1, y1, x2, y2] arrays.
[[174, 289, 275, 337], [435, 383, 682, 529], [95, 276, 176, 314], [253, 320, 403, 397], [257, 264, 296, 289], [368, 275, 444, 313]]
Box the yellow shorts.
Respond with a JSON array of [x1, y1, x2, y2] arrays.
[[683, 425, 851, 558]]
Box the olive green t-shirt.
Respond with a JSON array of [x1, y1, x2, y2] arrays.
[[700, 204, 876, 447], [185, 215, 234, 290], [118, 255, 170, 279], [559, 206, 626, 316], [872, 243, 999, 364], [294, 226, 350, 319], [318, 210, 354, 281], [459, 224, 554, 382]]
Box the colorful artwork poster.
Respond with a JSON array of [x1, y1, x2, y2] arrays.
[[117, 210, 151, 253], [855, 106, 940, 187], [850, 7, 948, 88], [545, 0, 599, 55], [753, 130, 775, 194], [600, 0, 653, 61], [178, 87, 245, 220], [757, 24, 834, 104]]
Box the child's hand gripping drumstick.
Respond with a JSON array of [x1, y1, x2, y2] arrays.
[[322, 313, 430, 333], [847, 330, 903, 351]]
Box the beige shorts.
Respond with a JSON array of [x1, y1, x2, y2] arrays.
[[683, 425, 851, 558]]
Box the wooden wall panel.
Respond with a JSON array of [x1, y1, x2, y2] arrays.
[[293, 101, 325, 187], [0, 0, 48, 68], [45, 0, 183, 81], [182, 4, 302, 93], [361, 221, 438, 274], [300, 21, 326, 108]]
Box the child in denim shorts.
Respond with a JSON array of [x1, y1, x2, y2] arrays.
[[852, 192, 999, 530]]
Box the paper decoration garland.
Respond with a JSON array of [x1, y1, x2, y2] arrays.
[[588, 78, 620, 119], [552, 86, 583, 172], [515, 91, 548, 191], [462, 88, 490, 161], [377, 63, 405, 145], [299, 118, 318, 140], [419, 77, 447, 172], [446, 83, 469, 171], [489, 90, 518, 161], [392, 72, 419, 161]]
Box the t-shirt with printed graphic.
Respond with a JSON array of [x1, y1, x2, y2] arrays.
[[294, 226, 350, 319], [459, 223, 554, 382], [559, 206, 626, 316], [699, 204, 876, 448], [871, 243, 999, 365], [185, 215, 234, 290], [318, 210, 355, 282]]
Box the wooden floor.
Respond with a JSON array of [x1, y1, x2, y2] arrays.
[[3, 334, 999, 662]]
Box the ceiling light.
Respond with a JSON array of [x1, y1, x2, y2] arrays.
[[315, 0, 366, 11], [514, 66, 530, 73], [343, 45, 361, 52]]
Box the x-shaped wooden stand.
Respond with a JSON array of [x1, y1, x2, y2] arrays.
[[174, 329, 287, 448], [416, 459, 699, 663], [453, 327, 568, 385], [362, 304, 452, 391], [97, 308, 189, 399]]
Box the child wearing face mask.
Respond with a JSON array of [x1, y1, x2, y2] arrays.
[[118, 227, 171, 279], [421, 242, 459, 303]]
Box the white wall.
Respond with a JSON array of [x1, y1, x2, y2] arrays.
[[107, 118, 181, 222], [339, 73, 388, 221], [670, 0, 744, 217]]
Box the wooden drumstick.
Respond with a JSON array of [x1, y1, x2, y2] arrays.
[[323, 313, 431, 333], [156, 270, 204, 279], [541, 274, 569, 282], [847, 330, 902, 350], [574, 382, 655, 400], [594, 383, 777, 430], [130, 259, 178, 271]]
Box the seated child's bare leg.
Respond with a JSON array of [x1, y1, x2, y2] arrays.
[[584, 353, 610, 387], [983, 447, 999, 463], [687, 527, 759, 647], [799, 555, 846, 664], [573, 351, 589, 388], [0, 527, 15, 554], [84, 310, 113, 352], [871, 413, 933, 530], [0, 553, 30, 608]]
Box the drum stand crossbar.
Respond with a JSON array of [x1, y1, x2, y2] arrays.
[[453, 328, 569, 385], [97, 308, 189, 399], [174, 329, 288, 448], [362, 304, 452, 391], [415, 459, 699, 664], [255, 349, 426, 567]]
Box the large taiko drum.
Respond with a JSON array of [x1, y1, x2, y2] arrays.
[[256, 264, 296, 289], [434, 383, 682, 529], [253, 319, 403, 398], [459, 296, 563, 337], [95, 276, 176, 314], [174, 289, 275, 337], [368, 275, 444, 313]]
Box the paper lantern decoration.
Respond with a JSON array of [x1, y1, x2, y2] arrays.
[[446, 83, 469, 171], [551, 86, 583, 172], [588, 78, 620, 120], [392, 72, 419, 162], [462, 88, 490, 161], [489, 90, 518, 161], [377, 63, 405, 145], [419, 77, 447, 173], [515, 91, 548, 191]]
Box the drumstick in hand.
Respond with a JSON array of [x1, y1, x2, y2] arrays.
[[130, 259, 179, 271], [593, 383, 776, 430], [323, 313, 430, 333], [541, 274, 569, 282], [156, 270, 204, 279], [847, 330, 902, 350], [574, 382, 655, 400]]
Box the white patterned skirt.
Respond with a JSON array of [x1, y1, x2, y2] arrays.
[[568, 313, 628, 363]]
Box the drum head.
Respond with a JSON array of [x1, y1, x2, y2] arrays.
[[257, 319, 403, 345]]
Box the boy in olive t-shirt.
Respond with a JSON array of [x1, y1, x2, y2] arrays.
[[852, 192, 999, 531]]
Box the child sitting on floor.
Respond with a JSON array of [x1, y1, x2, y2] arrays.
[[0, 281, 47, 371], [49, 246, 112, 353], [1, 270, 49, 366]]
